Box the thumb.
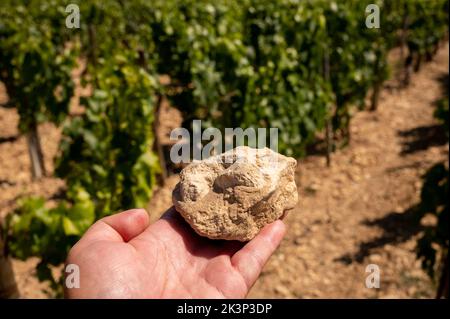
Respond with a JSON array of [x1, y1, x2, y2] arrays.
[[71, 209, 150, 253], [231, 220, 286, 290]]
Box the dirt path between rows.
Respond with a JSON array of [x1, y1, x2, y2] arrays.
[[249, 43, 449, 298], [0, 43, 448, 298]]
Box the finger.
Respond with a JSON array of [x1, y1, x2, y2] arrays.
[[80, 208, 150, 245], [100, 208, 150, 242], [231, 220, 286, 289]]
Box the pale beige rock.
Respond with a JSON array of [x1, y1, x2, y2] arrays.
[[172, 146, 298, 241]]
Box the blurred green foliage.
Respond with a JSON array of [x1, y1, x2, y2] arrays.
[[5, 191, 94, 295], [406, 0, 449, 58], [1, 0, 447, 294], [2, 0, 161, 290], [0, 0, 76, 131]]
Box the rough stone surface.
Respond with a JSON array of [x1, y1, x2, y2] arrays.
[[172, 146, 298, 241]]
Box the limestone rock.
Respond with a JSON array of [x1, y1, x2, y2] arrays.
[[172, 146, 298, 241]]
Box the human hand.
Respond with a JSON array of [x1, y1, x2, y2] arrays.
[[65, 207, 286, 298]]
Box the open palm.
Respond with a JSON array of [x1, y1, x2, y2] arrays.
[[65, 208, 286, 298]]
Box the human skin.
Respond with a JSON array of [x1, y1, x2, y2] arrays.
[[65, 207, 286, 298]]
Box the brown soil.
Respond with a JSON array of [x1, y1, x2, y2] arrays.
[[0, 43, 448, 298], [249, 43, 449, 298]]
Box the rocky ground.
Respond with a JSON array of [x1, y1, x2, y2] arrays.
[[0, 43, 448, 298]]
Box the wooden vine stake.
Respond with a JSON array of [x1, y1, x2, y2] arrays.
[[399, 3, 409, 87], [324, 46, 333, 168], [153, 94, 168, 182], [0, 228, 20, 298], [436, 253, 449, 299], [26, 121, 46, 180], [369, 51, 383, 112]]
